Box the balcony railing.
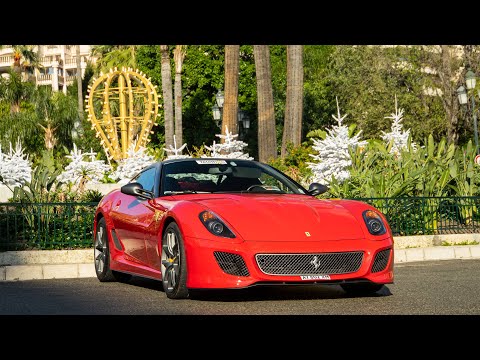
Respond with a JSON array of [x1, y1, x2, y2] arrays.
[[36, 74, 52, 84], [0, 55, 14, 67], [65, 57, 80, 66]]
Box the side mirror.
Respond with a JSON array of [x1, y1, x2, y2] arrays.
[[308, 182, 329, 196], [121, 182, 154, 200]]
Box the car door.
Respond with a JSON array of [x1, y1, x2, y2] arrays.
[[110, 167, 157, 266]]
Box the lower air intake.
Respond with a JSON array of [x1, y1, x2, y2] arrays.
[[371, 249, 391, 273], [214, 251, 250, 277]]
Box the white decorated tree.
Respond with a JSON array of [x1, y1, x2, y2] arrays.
[[204, 126, 253, 160], [112, 141, 156, 184], [164, 135, 190, 160], [381, 95, 416, 155], [0, 141, 32, 188], [57, 143, 112, 189], [307, 98, 367, 184]]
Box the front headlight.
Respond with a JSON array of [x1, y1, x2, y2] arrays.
[[362, 210, 387, 235], [199, 211, 236, 238]]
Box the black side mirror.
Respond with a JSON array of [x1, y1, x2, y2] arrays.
[[308, 182, 329, 196], [121, 182, 154, 200]]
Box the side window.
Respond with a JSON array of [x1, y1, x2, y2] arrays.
[[134, 168, 156, 192]]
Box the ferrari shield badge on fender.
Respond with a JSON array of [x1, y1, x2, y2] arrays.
[[154, 210, 165, 222]]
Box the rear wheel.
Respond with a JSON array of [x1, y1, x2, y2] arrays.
[[94, 217, 131, 283], [161, 222, 189, 299], [340, 283, 384, 296]]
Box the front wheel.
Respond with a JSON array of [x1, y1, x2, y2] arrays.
[[340, 283, 384, 296], [94, 217, 132, 283], [161, 222, 189, 299]]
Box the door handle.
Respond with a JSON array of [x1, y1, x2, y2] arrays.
[[115, 200, 121, 207]]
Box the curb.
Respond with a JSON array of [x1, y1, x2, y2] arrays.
[[1, 245, 480, 281], [0, 263, 95, 281]]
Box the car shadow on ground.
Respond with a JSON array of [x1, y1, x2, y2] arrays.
[[126, 276, 392, 302]]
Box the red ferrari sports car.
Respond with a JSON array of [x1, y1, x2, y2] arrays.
[[93, 158, 394, 299]]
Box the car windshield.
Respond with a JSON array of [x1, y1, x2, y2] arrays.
[[160, 159, 308, 196]]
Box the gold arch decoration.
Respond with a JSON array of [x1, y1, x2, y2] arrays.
[[86, 67, 160, 161]]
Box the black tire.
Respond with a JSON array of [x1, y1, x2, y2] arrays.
[[340, 283, 384, 296], [94, 217, 132, 283], [161, 222, 189, 299]]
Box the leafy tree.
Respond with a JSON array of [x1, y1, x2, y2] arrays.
[[328, 45, 446, 144], [303, 45, 337, 135]]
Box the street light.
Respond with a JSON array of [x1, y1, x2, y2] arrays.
[[458, 70, 479, 155], [457, 86, 467, 105], [211, 89, 251, 133], [212, 89, 225, 128], [237, 110, 250, 129]]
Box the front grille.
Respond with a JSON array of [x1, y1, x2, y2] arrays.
[[214, 251, 250, 277], [371, 249, 391, 273], [256, 252, 364, 276]]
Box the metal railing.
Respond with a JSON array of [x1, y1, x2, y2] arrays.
[[355, 196, 480, 236], [0, 55, 14, 67], [1, 196, 480, 251], [0, 202, 97, 251]]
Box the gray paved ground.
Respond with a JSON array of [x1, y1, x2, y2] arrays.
[[1, 259, 480, 315]]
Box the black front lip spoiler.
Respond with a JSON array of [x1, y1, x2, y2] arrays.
[[189, 278, 393, 291]]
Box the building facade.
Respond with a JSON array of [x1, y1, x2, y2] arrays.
[[0, 45, 94, 93]]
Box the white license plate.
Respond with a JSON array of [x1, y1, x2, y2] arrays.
[[300, 275, 331, 280]]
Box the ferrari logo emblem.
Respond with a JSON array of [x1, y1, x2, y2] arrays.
[[305, 232, 311, 237], [154, 210, 165, 222], [310, 255, 321, 270]]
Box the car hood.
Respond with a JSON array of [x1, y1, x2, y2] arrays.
[[192, 194, 365, 241]]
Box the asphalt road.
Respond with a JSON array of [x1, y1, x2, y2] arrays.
[[2, 259, 480, 315]]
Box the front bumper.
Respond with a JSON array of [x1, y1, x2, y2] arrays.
[[184, 236, 394, 289]]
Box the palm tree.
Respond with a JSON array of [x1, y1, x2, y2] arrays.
[[253, 45, 277, 162], [282, 45, 304, 157], [10, 45, 40, 75], [91, 45, 137, 74], [173, 45, 186, 151], [222, 45, 240, 138], [73, 45, 84, 140], [34, 86, 78, 150], [160, 45, 174, 149], [0, 69, 36, 113]]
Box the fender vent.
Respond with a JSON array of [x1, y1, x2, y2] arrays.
[[111, 229, 123, 251]]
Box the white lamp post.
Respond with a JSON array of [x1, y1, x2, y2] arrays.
[[459, 70, 479, 155], [212, 89, 225, 128]]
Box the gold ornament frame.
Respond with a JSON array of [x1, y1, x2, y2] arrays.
[[85, 67, 160, 161]]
